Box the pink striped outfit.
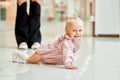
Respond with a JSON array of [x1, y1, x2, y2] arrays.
[[35, 34, 81, 67]]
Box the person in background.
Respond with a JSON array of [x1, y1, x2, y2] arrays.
[[15, 0, 42, 49], [59, 1, 66, 21], [13, 15, 84, 70]]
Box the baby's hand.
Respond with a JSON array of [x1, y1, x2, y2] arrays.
[[66, 66, 78, 70]]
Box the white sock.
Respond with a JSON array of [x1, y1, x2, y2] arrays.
[[14, 50, 29, 60]]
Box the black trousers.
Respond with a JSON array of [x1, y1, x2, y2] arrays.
[[15, 1, 41, 48]]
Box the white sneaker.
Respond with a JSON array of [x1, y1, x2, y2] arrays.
[[31, 42, 40, 49], [12, 50, 29, 63], [18, 42, 28, 49]]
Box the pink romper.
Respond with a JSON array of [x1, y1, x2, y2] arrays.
[[35, 34, 81, 67]]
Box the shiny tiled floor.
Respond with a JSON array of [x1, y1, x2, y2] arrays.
[[0, 22, 120, 80]]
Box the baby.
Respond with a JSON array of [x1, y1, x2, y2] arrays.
[[13, 15, 84, 70]]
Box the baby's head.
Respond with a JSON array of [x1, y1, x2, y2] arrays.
[[65, 15, 84, 40]]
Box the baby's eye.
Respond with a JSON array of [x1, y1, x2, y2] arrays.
[[79, 30, 82, 32], [73, 30, 77, 32]]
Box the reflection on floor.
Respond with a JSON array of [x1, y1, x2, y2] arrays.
[[0, 23, 120, 80]]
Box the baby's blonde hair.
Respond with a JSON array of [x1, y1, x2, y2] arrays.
[[65, 15, 84, 30]]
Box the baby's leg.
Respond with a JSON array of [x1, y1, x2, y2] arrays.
[[27, 53, 42, 63]]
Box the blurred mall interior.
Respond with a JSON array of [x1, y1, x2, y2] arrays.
[[0, 0, 96, 36], [0, 0, 120, 80], [0, 0, 119, 37]]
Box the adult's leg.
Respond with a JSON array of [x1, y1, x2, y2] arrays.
[[15, 0, 29, 47], [28, 0, 42, 48], [31, 0, 41, 4]]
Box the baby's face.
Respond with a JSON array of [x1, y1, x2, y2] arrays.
[[66, 22, 83, 41]]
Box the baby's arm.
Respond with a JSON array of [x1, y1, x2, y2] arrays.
[[63, 40, 78, 70], [65, 62, 78, 70]]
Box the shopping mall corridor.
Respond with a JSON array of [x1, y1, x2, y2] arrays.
[[0, 21, 120, 80]]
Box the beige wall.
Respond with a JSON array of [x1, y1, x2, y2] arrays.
[[0, 0, 16, 27], [6, 0, 16, 27]]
